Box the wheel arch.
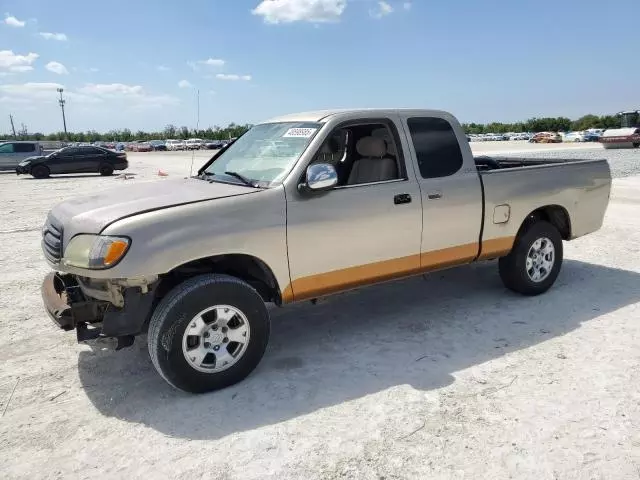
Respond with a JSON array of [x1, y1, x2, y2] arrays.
[[519, 205, 571, 240], [156, 253, 283, 305]]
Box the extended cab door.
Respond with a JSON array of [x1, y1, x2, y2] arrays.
[[399, 113, 483, 269], [285, 115, 423, 302]]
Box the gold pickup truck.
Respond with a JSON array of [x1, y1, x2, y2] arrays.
[[41, 109, 611, 393]]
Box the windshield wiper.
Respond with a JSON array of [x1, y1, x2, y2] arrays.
[[223, 171, 256, 188]]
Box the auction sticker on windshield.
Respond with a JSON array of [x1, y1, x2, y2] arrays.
[[283, 128, 317, 138]]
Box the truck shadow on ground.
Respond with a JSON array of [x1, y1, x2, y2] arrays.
[[77, 259, 640, 440]]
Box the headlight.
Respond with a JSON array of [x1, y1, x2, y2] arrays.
[[19, 160, 31, 166], [63, 234, 130, 269]]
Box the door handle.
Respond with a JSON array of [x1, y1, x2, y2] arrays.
[[394, 193, 412, 205], [427, 192, 442, 200]]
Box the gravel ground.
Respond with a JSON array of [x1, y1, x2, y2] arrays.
[[1, 146, 640, 480]]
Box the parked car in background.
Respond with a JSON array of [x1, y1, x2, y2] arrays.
[[530, 132, 562, 143], [127, 141, 152, 152], [0, 141, 44, 171], [149, 140, 167, 151], [583, 131, 602, 142], [563, 131, 587, 142], [204, 140, 223, 149], [137, 142, 152, 152], [165, 139, 185, 151], [16, 145, 128, 178], [509, 133, 530, 141], [185, 138, 204, 150]]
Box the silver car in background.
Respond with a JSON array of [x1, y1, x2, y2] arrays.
[[0, 141, 44, 170]]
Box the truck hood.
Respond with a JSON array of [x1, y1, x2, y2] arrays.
[[48, 177, 257, 235]]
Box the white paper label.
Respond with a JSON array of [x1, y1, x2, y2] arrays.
[[283, 127, 317, 138]]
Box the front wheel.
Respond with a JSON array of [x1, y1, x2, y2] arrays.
[[499, 220, 563, 296], [148, 274, 270, 393], [31, 165, 50, 178]]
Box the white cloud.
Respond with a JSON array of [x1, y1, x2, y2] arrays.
[[157, 65, 171, 72], [10, 65, 34, 72], [0, 81, 179, 112], [79, 83, 144, 96], [252, 0, 346, 24], [39, 32, 68, 41], [78, 83, 179, 107], [178, 79, 192, 88], [46, 61, 69, 75], [216, 74, 252, 81], [188, 58, 225, 71], [89, 67, 99, 72], [370, 1, 394, 18], [0, 50, 39, 72], [403, 2, 412, 10], [0, 82, 65, 103], [4, 14, 26, 27]]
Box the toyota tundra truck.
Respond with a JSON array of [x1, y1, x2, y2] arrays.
[[40, 109, 612, 393]]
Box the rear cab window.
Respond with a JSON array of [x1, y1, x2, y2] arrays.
[[407, 117, 464, 178]]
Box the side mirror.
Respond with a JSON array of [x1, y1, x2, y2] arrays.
[[301, 163, 338, 193]]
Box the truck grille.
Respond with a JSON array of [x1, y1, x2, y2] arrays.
[[42, 217, 63, 264]]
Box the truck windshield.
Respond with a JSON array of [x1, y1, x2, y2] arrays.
[[203, 122, 322, 186]]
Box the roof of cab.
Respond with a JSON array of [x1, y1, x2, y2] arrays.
[[262, 108, 452, 124]]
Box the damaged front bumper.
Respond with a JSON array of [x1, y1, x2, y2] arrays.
[[41, 272, 157, 348]]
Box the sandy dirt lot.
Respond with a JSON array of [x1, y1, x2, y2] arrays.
[[1, 146, 640, 479]]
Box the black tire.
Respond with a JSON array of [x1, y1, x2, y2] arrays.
[[148, 274, 270, 393], [31, 165, 50, 179], [499, 220, 563, 296], [99, 164, 114, 176], [633, 143, 639, 149]]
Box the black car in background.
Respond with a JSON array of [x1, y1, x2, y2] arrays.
[[15, 145, 128, 178], [149, 140, 167, 151]]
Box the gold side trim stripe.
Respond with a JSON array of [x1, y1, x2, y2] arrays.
[[282, 236, 514, 304]]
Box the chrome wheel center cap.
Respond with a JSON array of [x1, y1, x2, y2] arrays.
[[209, 331, 224, 344]]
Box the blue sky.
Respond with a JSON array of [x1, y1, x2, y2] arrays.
[[1, 0, 638, 133]]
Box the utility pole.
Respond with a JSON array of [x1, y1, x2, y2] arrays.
[[9, 114, 16, 137], [57, 88, 68, 139]]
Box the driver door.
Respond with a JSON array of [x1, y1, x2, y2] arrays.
[[285, 117, 423, 301]]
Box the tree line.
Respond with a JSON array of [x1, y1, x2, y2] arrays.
[[1, 123, 253, 142], [462, 114, 621, 135], [1, 114, 625, 141]]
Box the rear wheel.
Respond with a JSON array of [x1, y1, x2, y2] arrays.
[[633, 143, 639, 148], [148, 274, 270, 393], [31, 165, 50, 179], [499, 220, 563, 296], [99, 164, 114, 176]]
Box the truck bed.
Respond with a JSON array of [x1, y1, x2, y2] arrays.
[[474, 155, 605, 172], [475, 155, 611, 244]]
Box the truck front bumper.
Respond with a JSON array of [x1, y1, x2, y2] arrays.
[[41, 272, 75, 330], [41, 272, 156, 345]]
